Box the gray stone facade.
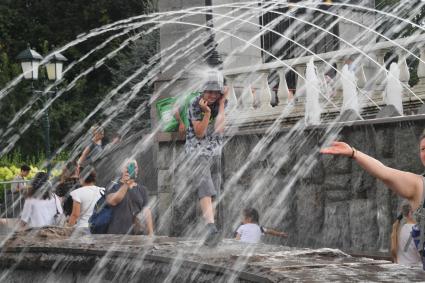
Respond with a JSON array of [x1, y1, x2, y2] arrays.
[[156, 118, 425, 254]]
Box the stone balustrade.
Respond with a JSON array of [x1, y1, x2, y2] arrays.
[[222, 33, 425, 126]]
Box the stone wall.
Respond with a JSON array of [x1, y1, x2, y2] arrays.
[[156, 118, 425, 254]]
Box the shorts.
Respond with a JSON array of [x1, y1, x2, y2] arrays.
[[189, 155, 222, 199]]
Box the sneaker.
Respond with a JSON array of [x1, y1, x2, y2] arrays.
[[204, 223, 221, 247]]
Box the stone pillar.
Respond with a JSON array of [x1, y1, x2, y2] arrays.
[[258, 71, 273, 110], [294, 64, 306, 100], [241, 83, 255, 110], [225, 75, 238, 110], [412, 46, 425, 98], [373, 49, 388, 93], [277, 68, 290, 105]]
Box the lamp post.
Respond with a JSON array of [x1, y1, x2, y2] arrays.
[[16, 45, 67, 174], [204, 0, 222, 67]]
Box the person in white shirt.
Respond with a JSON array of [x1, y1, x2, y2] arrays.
[[235, 207, 288, 244], [20, 172, 62, 229], [391, 201, 421, 267], [68, 167, 104, 234]]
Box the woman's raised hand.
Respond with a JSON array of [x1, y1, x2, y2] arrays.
[[320, 141, 353, 157]]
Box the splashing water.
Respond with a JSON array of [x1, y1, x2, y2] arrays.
[[384, 62, 403, 115], [305, 59, 322, 125]]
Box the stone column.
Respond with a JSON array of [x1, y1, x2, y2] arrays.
[[412, 46, 425, 98], [277, 68, 290, 105], [294, 64, 306, 101], [258, 71, 273, 110], [373, 49, 388, 93], [225, 75, 238, 110]]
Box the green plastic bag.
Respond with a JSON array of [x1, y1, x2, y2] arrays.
[[156, 92, 201, 132], [156, 97, 179, 132], [180, 92, 201, 128]]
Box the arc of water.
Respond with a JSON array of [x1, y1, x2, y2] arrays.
[[272, 1, 425, 103], [29, 2, 273, 159], [4, 1, 422, 160], [0, 2, 262, 100], [384, 62, 403, 115], [2, 2, 262, 140]]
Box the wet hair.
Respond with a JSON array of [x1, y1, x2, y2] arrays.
[[91, 124, 104, 136], [80, 166, 96, 184], [243, 207, 260, 224], [400, 200, 412, 218], [420, 129, 425, 142], [21, 164, 30, 172], [28, 172, 51, 200]]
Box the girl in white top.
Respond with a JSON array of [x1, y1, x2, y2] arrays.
[[391, 201, 421, 267], [235, 208, 288, 244], [20, 172, 62, 229], [68, 167, 104, 231]]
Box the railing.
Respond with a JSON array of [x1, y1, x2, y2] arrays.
[[222, 33, 425, 123], [0, 180, 32, 218]]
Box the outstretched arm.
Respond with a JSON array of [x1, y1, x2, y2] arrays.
[[263, 227, 288, 238], [321, 141, 423, 208]]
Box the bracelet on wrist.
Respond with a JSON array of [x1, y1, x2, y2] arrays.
[[350, 147, 357, 158]]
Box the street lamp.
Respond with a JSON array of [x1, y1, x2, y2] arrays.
[[204, 0, 222, 67], [16, 45, 67, 174]]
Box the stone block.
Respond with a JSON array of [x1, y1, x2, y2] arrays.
[[321, 201, 351, 249], [394, 125, 423, 172], [156, 193, 173, 236], [323, 174, 350, 191], [349, 199, 378, 252], [375, 181, 392, 252], [322, 154, 352, 175], [158, 169, 173, 192], [295, 184, 324, 248], [325, 190, 351, 202], [351, 167, 376, 198], [374, 127, 395, 158], [157, 144, 174, 170]]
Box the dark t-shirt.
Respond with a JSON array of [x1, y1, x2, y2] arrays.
[[55, 177, 80, 216], [106, 183, 149, 235]]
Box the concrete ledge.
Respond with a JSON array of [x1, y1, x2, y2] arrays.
[[0, 229, 424, 282]]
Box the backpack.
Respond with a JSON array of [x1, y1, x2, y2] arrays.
[[88, 191, 112, 234], [406, 182, 425, 270]]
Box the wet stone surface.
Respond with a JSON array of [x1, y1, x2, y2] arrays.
[[0, 228, 424, 282]]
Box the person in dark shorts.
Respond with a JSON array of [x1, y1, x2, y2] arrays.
[[106, 160, 154, 236], [184, 70, 227, 246]]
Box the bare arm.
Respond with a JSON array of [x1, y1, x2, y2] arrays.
[[235, 233, 241, 240], [321, 142, 423, 207], [263, 228, 288, 237], [106, 183, 129, 206], [143, 207, 154, 236], [77, 146, 91, 166], [68, 201, 81, 226], [174, 111, 186, 138]]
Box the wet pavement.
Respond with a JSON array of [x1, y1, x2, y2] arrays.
[[0, 227, 424, 282]]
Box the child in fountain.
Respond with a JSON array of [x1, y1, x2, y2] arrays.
[[235, 207, 288, 244]]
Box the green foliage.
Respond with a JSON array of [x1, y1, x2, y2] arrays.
[[0, 0, 158, 161]]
